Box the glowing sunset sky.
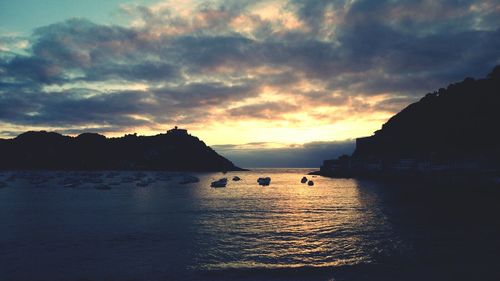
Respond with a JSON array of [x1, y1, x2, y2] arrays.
[[1, 0, 499, 156]]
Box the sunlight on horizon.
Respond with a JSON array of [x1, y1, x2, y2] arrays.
[[0, 112, 391, 147]]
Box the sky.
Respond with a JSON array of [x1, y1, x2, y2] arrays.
[[0, 0, 499, 167]]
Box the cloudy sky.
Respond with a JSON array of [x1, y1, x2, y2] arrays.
[[1, 0, 499, 166]]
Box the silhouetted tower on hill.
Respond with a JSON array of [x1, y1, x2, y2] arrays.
[[167, 126, 188, 136]]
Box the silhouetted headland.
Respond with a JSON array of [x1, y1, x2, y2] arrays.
[[0, 127, 245, 171], [315, 65, 500, 183]]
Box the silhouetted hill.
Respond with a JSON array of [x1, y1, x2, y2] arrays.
[[319, 65, 500, 179], [352, 65, 500, 161], [0, 127, 244, 171]]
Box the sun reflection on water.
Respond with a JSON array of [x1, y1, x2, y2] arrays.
[[184, 169, 403, 271]]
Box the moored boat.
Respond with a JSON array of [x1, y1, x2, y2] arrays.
[[257, 177, 271, 186], [211, 178, 228, 188]]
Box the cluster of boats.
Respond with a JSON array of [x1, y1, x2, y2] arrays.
[[0, 172, 317, 190], [210, 176, 242, 187], [301, 176, 315, 186], [210, 175, 315, 188], [0, 171, 202, 190]]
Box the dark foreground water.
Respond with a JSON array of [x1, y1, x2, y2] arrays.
[[1, 168, 499, 281]]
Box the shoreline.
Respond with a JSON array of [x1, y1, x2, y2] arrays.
[[310, 170, 500, 186]]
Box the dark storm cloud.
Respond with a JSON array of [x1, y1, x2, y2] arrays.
[[0, 19, 181, 85], [289, 0, 347, 35], [0, 80, 260, 130], [32, 19, 141, 66], [172, 35, 257, 70], [0, 88, 152, 127], [286, 0, 500, 94], [0, 0, 499, 134], [2, 56, 64, 84]]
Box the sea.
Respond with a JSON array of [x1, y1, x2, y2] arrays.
[[1, 168, 499, 281]]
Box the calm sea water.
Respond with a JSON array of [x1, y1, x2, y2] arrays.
[[1, 168, 499, 281]]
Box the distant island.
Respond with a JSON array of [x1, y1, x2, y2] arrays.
[[316, 65, 500, 182], [0, 127, 244, 171]]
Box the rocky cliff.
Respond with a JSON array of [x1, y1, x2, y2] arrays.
[[319, 65, 500, 179]]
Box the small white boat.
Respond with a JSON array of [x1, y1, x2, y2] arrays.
[[211, 178, 228, 188], [232, 176, 241, 181], [301, 176, 308, 183], [63, 182, 79, 188], [60, 177, 80, 186], [307, 180, 314, 186], [257, 177, 271, 186]]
